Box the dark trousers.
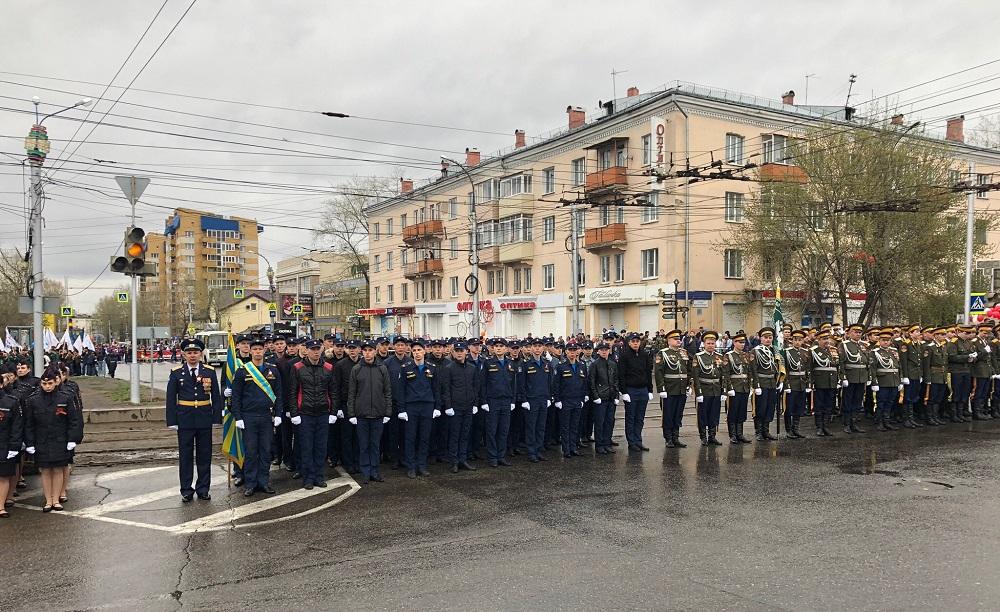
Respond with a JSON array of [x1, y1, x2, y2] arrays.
[[578, 400, 593, 441], [876, 387, 898, 420], [430, 416, 447, 461], [952, 373, 972, 412], [545, 400, 560, 446], [385, 412, 403, 465], [973, 377, 991, 409], [356, 418, 384, 477], [592, 398, 613, 450], [242, 414, 272, 490], [469, 408, 485, 457], [107, 363, 117, 377], [327, 420, 341, 466], [663, 395, 685, 431], [340, 415, 359, 471], [485, 403, 512, 463], [623, 387, 649, 447], [523, 399, 548, 458], [755, 387, 778, 424], [697, 396, 721, 429], [404, 407, 434, 470], [904, 380, 923, 408], [559, 399, 583, 454], [814, 388, 835, 427], [843, 383, 865, 421], [447, 408, 474, 464], [273, 417, 298, 468], [787, 390, 806, 417], [177, 427, 212, 497], [509, 404, 526, 451], [929, 382, 949, 405], [297, 414, 328, 486], [726, 393, 748, 424]]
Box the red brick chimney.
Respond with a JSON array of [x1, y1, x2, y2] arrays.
[[946, 115, 965, 143], [891, 114, 904, 126], [626, 86, 639, 97], [400, 178, 413, 193], [465, 147, 481, 166], [514, 129, 526, 148], [781, 90, 795, 105], [567, 106, 585, 129]]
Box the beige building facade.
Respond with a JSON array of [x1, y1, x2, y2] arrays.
[[275, 252, 369, 335], [365, 82, 1000, 338]]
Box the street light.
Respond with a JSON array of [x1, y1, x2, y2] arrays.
[[247, 250, 276, 331], [23, 97, 93, 375], [441, 156, 481, 339]]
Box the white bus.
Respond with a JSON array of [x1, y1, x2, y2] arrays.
[[194, 331, 230, 367]]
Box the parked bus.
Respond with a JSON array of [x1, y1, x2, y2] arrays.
[[194, 331, 230, 366]]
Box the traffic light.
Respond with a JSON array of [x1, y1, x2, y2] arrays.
[[111, 227, 156, 276]]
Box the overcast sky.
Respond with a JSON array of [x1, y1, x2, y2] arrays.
[[2, 0, 998, 311]]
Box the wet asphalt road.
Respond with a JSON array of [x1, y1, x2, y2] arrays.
[[5, 418, 1000, 612]]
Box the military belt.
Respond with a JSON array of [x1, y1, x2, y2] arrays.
[[698, 377, 721, 384], [787, 372, 805, 376], [177, 399, 212, 407], [662, 374, 687, 379], [876, 368, 898, 374], [814, 367, 837, 372], [728, 374, 747, 379], [845, 364, 866, 369], [756, 374, 775, 379]]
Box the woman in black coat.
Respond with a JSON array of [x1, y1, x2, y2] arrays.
[[57, 364, 83, 503], [24, 367, 83, 512], [0, 366, 22, 518]]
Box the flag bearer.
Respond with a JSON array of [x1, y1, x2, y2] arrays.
[[231, 337, 283, 497]]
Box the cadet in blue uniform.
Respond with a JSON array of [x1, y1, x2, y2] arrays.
[[165, 339, 222, 502], [398, 339, 442, 478], [479, 338, 515, 467], [517, 338, 552, 462], [552, 341, 589, 458], [230, 337, 283, 497]]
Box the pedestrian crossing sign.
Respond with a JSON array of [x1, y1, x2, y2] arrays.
[[970, 292, 987, 315], [234, 288, 245, 299], [116, 292, 129, 303], [60, 306, 74, 317], [267, 302, 277, 312], [292, 303, 303, 314]]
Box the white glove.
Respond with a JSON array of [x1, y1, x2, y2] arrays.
[[273, 416, 282, 427], [902, 377, 910, 385], [866, 380, 871, 386], [337, 410, 345, 419], [446, 408, 456, 416], [593, 398, 602, 405], [621, 393, 631, 403], [382, 417, 390, 424], [727, 389, 736, 397], [324, 415, 332, 425], [398, 412, 409, 421], [898, 384, 904, 391], [235, 420, 245, 430], [547, 400, 552, 407], [754, 388, 762, 396], [224, 387, 232, 398], [721, 394, 726, 401], [481, 404, 490, 412], [968, 353, 977, 362], [784, 388, 791, 395], [472, 406, 478, 415], [555, 401, 563, 409], [970, 351, 978, 358], [168, 425, 179, 431], [66, 442, 76, 451], [805, 388, 812, 394], [433, 409, 441, 418], [349, 417, 358, 425], [25, 446, 35, 454], [994, 374, 1000, 380], [288, 416, 301, 426], [5, 450, 17, 460], [985, 345, 992, 353], [841, 380, 849, 388], [872, 385, 880, 392], [648, 392, 654, 400], [285, 412, 290, 418], [658, 392, 668, 399], [696, 395, 704, 403], [521, 402, 530, 409], [584, 396, 589, 402], [777, 383, 784, 392], [510, 403, 516, 410]]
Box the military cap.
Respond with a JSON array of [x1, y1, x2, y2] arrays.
[[264, 334, 275, 342], [181, 338, 205, 352], [581, 341, 593, 349], [453, 341, 468, 351], [565, 341, 580, 350], [304, 339, 322, 349], [877, 329, 894, 339], [922, 326, 936, 334], [272, 334, 286, 342], [373, 336, 387, 344], [334, 338, 346, 346], [529, 337, 544, 345], [236, 334, 252, 344], [732, 332, 747, 342], [360, 340, 375, 349], [393, 336, 409, 344], [626, 332, 642, 341], [781, 323, 794, 331], [468, 337, 482, 346], [816, 329, 831, 339], [978, 323, 995, 331], [596, 342, 610, 351], [819, 322, 833, 331], [492, 337, 508, 346], [410, 338, 426, 348], [286, 336, 300, 345], [790, 330, 807, 339], [758, 327, 775, 337], [702, 330, 719, 341], [323, 333, 336, 341], [932, 327, 948, 335], [249, 336, 266, 347], [345, 339, 359, 348], [544, 337, 554, 345], [553, 341, 565, 349], [665, 329, 683, 340], [509, 340, 521, 349], [430, 338, 444, 347], [906, 324, 921, 332], [847, 324, 865, 332]]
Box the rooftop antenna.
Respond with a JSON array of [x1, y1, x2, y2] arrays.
[[804, 73, 817, 105], [610, 67, 628, 113], [845, 73, 858, 107]]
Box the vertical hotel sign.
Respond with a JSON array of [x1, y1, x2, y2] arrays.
[[650, 116, 666, 190]]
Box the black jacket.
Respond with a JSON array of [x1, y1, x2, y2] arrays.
[[618, 346, 654, 393], [289, 357, 335, 417], [0, 390, 22, 461], [346, 360, 393, 418], [441, 358, 479, 411], [333, 356, 361, 411], [588, 356, 620, 401], [24, 389, 84, 464]]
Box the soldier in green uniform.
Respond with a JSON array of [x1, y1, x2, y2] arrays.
[[898, 325, 926, 427], [869, 329, 904, 431], [782, 330, 811, 439], [991, 327, 1000, 419], [722, 333, 752, 444], [945, 325, 976, 422], [654, 330, 691, 448], [923, 327, 951, 424], [839, 324, 870, 433], [809, 330, 840, 437], [692, 331, 725, 446], [750, 327, 782, 441], [970, 323, 995, 420]]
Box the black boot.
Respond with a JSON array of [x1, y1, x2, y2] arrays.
[[673, 429, 687, 448], [763, 422, 778, 441], [992, 404, 1000, 419], [903, 405, 918, 429], [785, 418, 799, 440], [699, 427, 708, 446], [927, 403, 942, 426], [850, 414, 866, 434], [729, 422, 740, 444], [737, 423, 752, 443], [876, 414, 889, 432], [708, 427, 723, 446], [792, 416, 805, 439], [884, 415, 899, 431], [755, 422, 765, 441], [949, 403, 963, 423], [843, 412, 853, 434], [821, 415, 834, 437], [666, 428, 676, 447]]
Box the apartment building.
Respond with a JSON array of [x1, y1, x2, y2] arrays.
[[141, 208, 262, 333], [364, 82, 1000, 338]]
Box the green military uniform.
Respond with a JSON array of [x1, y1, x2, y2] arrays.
[[945, 331, 975, 421], [922, 333, 950, 424], [749, 331, 783, 441], [691, 335, 725, 446], [991, 333, 1000, 418], [654, 330, 690, 448], [809, 335, 841, 436], [782, 335, 811, 439], [897, 334, 926, 426], [721, 333, 753, 444], [869, 336, 903, 430], [969, 330, 994, 419]]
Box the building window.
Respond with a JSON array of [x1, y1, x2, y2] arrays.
[[373, 222, 380, 241], [497, 215, 532, 244], [417, 281, 426, 301], [449, 197, 458, 219], [387, 284, 394, 304], [401, 283, 408, 302], [600, 255, 611, 283], [475, 179, 497, 202], [724, 192, 744, 223], [450, 276, 459, 297], [401, 213, 407, 229], [373, 254, 381, 272], [543, 216, 555, 242], [724, 249, 744, 279], [614, 253, 624, 282], [184, 231, 193, 238], [449, 238, 458, 259], [949, 169, 962, 186], [978, 174, 989, 199], [573, 209, 586, 237], [600, 206, 611, 226], [513, 268, 522, 293], [386, 218, 394, 237], [642, 134, 651, 165], [577, 257, 586, 286], [499, 173, 532, 198], [375, 286, 381, 303], [641, 248, 659, 279], [523, 268, 531, 292], [185, 255, 194, 263], [386, 252, 394, 271], [543, 167, 556, 194], [642, 192, 659, 223], [571, 158, 586, 186], [725, 133, 744, 164], [616, 205, 625, 224], [762, 134, 790, 165], [248, 302, 257, 311], [543, 264, 555, 290], [401, 249, 408, 265]]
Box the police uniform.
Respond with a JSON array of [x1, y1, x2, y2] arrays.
[[230, 339, 284, 496], [165, 339, 222, 501], [655, 329, 690, 448], [552, 343, 588, 458]]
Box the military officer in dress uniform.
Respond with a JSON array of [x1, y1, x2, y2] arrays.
[[922, 328, 951, 425], [898, 325, 927, 427], [946, 325, 977, 422], [398, 339, 442, 479], [751, 327, 783, 441], [691, 331, 724, 446], [869, 329, 904, 431], [519, 338, 553, 461], [655, 329, 690, 448], [552, 341, 588, 458], [809, 330, 840, 437], [970, 323, 995, 420], [839, 324, 870, 433], [165, 339, 222, 502], [721, 332, 752, 444], [782, 330, 811, 439], [230, 337, 284, 497], [990, 328, 1000, 419], [479, 338, 516, 467]]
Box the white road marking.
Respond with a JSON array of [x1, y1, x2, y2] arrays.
[[97, 465, 174, 483], [72, 487, 180, 517]]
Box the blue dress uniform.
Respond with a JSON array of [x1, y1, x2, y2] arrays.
[[479, 340, 516, 467], [552, 346, 589, 458], [231, 349, 284, 495], [165, 339, 222, 501], [517, 344, 553, 462], [399, 349, 442, 476]]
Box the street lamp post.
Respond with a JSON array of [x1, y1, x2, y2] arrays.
[[441, 157, 481, 339], [248, 250, 276, 331], [24, 97, 92, 375]]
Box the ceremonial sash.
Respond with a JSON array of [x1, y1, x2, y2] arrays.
[[244, 361, 276, 403]]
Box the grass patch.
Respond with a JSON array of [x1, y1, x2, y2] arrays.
[[75, 376, 164, 407]]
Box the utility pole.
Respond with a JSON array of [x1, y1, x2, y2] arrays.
[[965, 161, 976, 324], [442, 157, 481, 339], [569, 205, 581, 336], [114, 175, 151, 405]]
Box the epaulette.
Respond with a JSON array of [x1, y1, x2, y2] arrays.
[[172, 365, 183, 371], [202, 363, 215, 369], [950, 337, 957, 343]]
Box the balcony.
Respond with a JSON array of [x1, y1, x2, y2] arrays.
[[759, 162, 808, 184], [498, 241, 533, 264], [498, 194, 532, 218], [477, 246, 501, 269], [584, 223, 627, 251], [477, 201, 499, 222], [403, 258, 443, 279], [401, 219, 445, 244], [585, 166, 628, 193]]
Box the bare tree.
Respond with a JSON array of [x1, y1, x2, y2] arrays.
[[315, 176, 398, 284]]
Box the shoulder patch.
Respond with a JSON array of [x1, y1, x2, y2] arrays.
[[172, 365, 183, 371], [202, 364, 215, 370]]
